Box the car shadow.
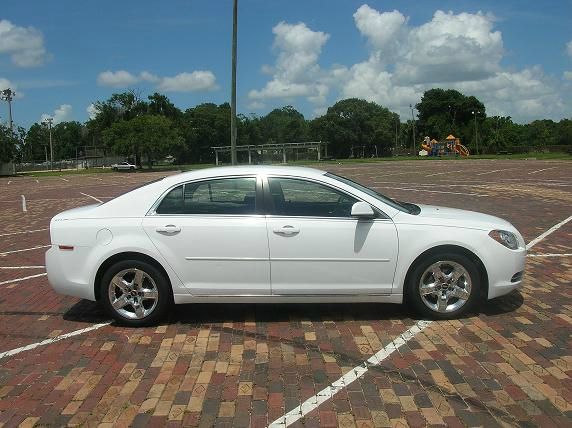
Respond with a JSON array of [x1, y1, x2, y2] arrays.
[[61, 290, 524, 325], [62, 299, 108, 323]]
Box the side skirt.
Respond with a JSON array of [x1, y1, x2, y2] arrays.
[[173, 294, 403, 304]]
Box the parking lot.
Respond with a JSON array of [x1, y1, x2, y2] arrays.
[[0, 159, 570, 427]]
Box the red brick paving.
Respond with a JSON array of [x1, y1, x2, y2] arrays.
[[0, 160, 571, 427]]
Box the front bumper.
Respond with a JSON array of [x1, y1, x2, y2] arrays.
[[486, 246, 526, 299]]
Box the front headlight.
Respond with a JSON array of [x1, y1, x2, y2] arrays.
[[489, 230, 519, 250]]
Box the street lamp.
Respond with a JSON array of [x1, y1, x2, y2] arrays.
[[472, 110, 480, 155], [1, 88, 15, 131], [43, 117, 54, 170]]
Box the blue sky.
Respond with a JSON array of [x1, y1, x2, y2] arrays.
[[1, 0, 571, 128]]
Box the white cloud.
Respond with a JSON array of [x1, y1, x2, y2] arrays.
[[40, 104, 73, 124], [97, 70, 140, 87], [248, 22, 331, 103], [86, 103, 98, 120], [247, 101, 265, 110], [338, 5, 570, 123], [97, 70, 218, 92], [157, 71, 218, 92], [567, 40, 572, 57], [0, 19, 49, 67], [564, 71, 572, 81]]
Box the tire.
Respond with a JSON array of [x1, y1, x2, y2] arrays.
[[100, 259, 172, 326], [130, 166, 135, 171], [406, 252, 480, 320]]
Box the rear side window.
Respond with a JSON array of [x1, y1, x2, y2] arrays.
[[156, 177, 257, 215], [268, 177, 357, 217]]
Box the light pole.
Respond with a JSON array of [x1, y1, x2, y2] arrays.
[[1, 88, 14, 131], [472, 110, 479, 155], [43, 117, 54, 170], [410, 104, 416, 155], [230, 0, 238, 165]]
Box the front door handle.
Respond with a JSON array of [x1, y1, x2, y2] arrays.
[[273, 225, 300, 236], [156, 224, 181, 235]]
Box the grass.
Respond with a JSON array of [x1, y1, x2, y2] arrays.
[[15, 151, 570, 177]]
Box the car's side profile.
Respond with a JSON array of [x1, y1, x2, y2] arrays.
[[46, 166, 526, 326], [111, 161, 136, 171]]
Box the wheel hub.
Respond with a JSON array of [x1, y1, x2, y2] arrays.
[[418, 260, 472, 314]]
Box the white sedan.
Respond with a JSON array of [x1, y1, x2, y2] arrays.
[[111, 161, 137, 171], [46, 166, 526, 326]]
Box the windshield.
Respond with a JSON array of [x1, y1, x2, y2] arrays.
[[326, 172, 413, 214]]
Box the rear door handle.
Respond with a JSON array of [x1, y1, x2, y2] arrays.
[[273, 225, 300, 236], [156, 224, 181, 235]]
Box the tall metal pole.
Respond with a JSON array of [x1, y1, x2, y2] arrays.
[[410, 104, 416, 155], [472, 111, 479, 155], [1, 88, 14, 131], [230, 0, 238, 165], [44, 117, 54, 170]]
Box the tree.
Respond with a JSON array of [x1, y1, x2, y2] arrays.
[[147, 93, 182, 119], [416, 89, 486, 152], [0, 124, 18, 163], [309, 98, 398, 157], [102, 115, 183, 168], [259, 106, 308, 144]]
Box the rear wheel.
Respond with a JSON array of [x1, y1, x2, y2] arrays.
[[407, 252, 480, 319], [100, 260, 172, 326]]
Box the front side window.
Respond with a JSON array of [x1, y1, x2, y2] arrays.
[[156, 177, 257, 215], [268, 177, 358, 217]]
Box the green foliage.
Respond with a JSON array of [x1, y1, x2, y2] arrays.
[[0, 124, 18, 162], [22, 89, 572, 165], [102, 115, 183, 168], [310, 99, 399, 157]]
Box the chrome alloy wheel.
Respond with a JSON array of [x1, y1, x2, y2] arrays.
[[108, 268, 159, 319], [418, 261, 472, 314]]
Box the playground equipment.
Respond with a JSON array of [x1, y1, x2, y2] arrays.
[[420, 135, 470, 157]]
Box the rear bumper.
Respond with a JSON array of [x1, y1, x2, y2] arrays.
[[45, 246, 95, 301]]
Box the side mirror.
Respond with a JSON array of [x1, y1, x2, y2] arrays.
[[351, 201, 375, 218]]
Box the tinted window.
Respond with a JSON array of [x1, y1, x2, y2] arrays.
[[268, 177, 358, 217], [156, 177, 257, 215]]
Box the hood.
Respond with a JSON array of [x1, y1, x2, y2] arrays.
[[395, 204, 515, 231]]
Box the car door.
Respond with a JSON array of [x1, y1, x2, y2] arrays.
[[142, 176, 271, 295], [264, 176, 398, 295]]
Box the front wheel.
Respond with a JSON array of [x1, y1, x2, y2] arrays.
[[406, 252, 480, 320], [100, 260, 172, 326]]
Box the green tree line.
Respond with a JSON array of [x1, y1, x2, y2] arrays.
[[4, 88, 572, 166]]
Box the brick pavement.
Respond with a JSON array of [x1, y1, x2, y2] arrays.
[[0, 160, 570, 427]]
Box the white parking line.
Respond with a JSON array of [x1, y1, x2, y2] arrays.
[[21, 195, 27, 212], [0, 273, 47, 286], [526, 215, 572, 250], [476, 168, 510, 176], [0, 228, 48, 237], [268, 320, 432, 427], [528, 253, 572, 257], [0, 266, 45, 269], [60, 177, 69, 182], [0, 322, 111, 361], [425, 169, 464, 177], [528, 166, 558, 175], [0, 245, 51, 256], [80, 192, 103, 203]]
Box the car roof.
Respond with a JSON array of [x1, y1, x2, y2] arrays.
[[161, 165, 327, 186]]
